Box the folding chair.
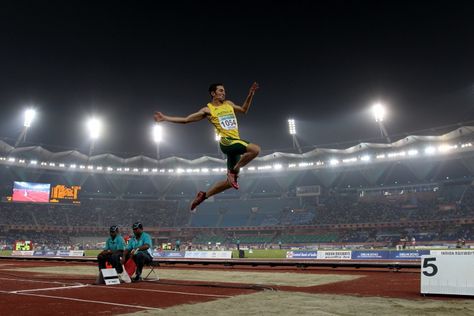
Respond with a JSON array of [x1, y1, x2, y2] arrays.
[[143, 259, 160, 281]]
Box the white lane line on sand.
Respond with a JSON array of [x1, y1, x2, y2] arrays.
[[10, 284, 88, 294], [0, 290, 161, 311], [0, 276, 232, 298], [0, 276, 81, 286], [91, 284, 233, 298]]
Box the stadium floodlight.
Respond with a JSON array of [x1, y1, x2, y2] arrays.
[[87, 118, 102, 140], [15, 108, 37, 147], [371, 102, 391, 143], [214, 130, 224, 158], [24, 109, 36, 127], [152, 124, 163, 161], [288, 119, 296, 135], [87, 117, 102, 157], [214, 131, 221, 141], [371, 103, 386, 123], [288, 118, 302, 153], [153, 124, 163, 143]]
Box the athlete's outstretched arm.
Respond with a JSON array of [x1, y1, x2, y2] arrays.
[[231, 82, 259, 114], [154, 108, 208, 124]]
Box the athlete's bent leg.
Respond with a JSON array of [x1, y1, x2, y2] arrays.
[[190, 179, 232, 211], [206, 179, 232, 198], [233, 143, 260, 172]]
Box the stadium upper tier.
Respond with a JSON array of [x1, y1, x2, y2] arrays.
[[0, 126, 473, 177]]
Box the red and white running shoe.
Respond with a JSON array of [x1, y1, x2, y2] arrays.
[[227, 171, 239, 190], [190, 191, 207, 211]]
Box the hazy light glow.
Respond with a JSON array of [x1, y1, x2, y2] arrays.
[[438, 144, 457, 153], [329, 159, 339, 166], [372, 102, 386, 122], [288, 119, 296, 135], [425, 146, 436, 155], [87, 118, 102, 140], [342, 157, 357, 163], [153, 124, 163, 143], [24, 109, 36, 127], [214, 131, 221, 141]]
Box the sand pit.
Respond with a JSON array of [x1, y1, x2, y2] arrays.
[[6, 265, 360, 287], [128, 291, 474, 316]]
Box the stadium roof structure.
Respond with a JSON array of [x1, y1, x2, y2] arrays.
[[0, 126, 474, 174]]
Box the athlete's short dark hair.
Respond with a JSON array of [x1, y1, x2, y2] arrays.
[[209, 83, 224, 96]]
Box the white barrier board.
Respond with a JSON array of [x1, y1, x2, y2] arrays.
[[421, 254, 474, 296], [184, 251, 232, 259], [317, 251, 352, 260]]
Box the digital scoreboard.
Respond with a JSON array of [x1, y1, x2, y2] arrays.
[[15, 240, 32, 251], [49, 185, 81, 204], [8, 182, 81, 204]]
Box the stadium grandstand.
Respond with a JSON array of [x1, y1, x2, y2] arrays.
[[1, 125, 474, 251]]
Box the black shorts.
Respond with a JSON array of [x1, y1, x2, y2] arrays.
[[219, 137, 250, 170]]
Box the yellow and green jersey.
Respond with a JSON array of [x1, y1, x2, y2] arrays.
[[207, 101, 240, 140]]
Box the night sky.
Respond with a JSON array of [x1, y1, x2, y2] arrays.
[[0, 1, 473, 158]]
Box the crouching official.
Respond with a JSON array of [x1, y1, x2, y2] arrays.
[[121, 222, 153, 282], [96, 225, 128, 284]]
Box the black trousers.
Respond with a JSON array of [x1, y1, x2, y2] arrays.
[[97, 251, 124, 273], [132, 252, 153, 276]]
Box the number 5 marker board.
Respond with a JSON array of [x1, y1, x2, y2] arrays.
[[421, 251, 474, 296]]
